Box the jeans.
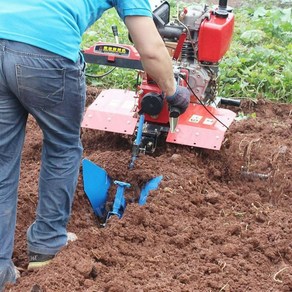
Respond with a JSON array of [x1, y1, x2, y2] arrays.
[[0, 40, 86, 278], [0, 263, 16, 292]]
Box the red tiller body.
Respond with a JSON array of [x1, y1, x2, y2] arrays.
[[137, 67, 191, 125], [81, 1, 239, 151], [137, 81, 169, 125], [83, 42, 143, 70]]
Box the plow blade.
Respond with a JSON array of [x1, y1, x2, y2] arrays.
[[82, 159, 111, 218], [166, 103, 236, 150], [82, 159, 163, 224], [139, 175, 163, 206], [81, 89, 138, 135]]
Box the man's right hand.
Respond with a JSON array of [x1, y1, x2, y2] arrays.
[[166, 85, 190, 115]]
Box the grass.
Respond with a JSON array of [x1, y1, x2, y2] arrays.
[[81, 2, 292, 103]]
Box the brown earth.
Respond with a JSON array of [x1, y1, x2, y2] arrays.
[[5, 85, 292, 292]]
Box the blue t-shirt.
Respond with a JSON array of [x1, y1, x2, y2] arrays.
[[0, 0, 152, 62]]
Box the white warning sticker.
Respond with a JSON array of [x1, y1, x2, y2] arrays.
[[203, 118, 215, 125], [189, 115, 202, 123]]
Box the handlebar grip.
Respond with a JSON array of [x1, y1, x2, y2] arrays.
[[111, 25, 118, 37]]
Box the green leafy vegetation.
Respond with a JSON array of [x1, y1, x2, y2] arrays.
[[219, 3, 292, 102], [234, 111, 257, 121], [81, 3, 292, 102]]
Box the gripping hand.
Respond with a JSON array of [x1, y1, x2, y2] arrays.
[[166, 85, 190, 115]]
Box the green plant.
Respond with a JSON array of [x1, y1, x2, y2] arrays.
[[219, 5, 292, 102]]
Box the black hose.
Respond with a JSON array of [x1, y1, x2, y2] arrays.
[[85, 67, 116, 78]]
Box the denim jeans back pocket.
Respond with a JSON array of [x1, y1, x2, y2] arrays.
[[16, 64, 65, 109]]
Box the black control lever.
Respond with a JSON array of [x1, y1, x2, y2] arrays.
[[111, 25, 119, 44], [219, 0, 228, 10], [215, 0, 229, 18]]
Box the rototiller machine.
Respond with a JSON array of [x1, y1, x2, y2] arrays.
[[81, 0, 240, 224]]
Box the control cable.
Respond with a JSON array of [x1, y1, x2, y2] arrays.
[[180, 73, 229, 129]]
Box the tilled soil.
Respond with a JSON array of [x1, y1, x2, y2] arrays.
[[5, 85, 292, 291]]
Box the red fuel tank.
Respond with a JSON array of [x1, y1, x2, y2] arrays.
[[198, 12, 234, 63]]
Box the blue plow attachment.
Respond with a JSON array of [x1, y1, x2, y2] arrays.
[[82, 159, 163, 225], [139, 175, 163, 206], [106, 181, 131, 222], [82, 159, 111, 218]]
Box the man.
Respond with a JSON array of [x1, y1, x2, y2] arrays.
[[0, 1, 190, 289]]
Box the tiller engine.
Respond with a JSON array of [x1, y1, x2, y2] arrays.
[[82, 0, 239, 159]]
